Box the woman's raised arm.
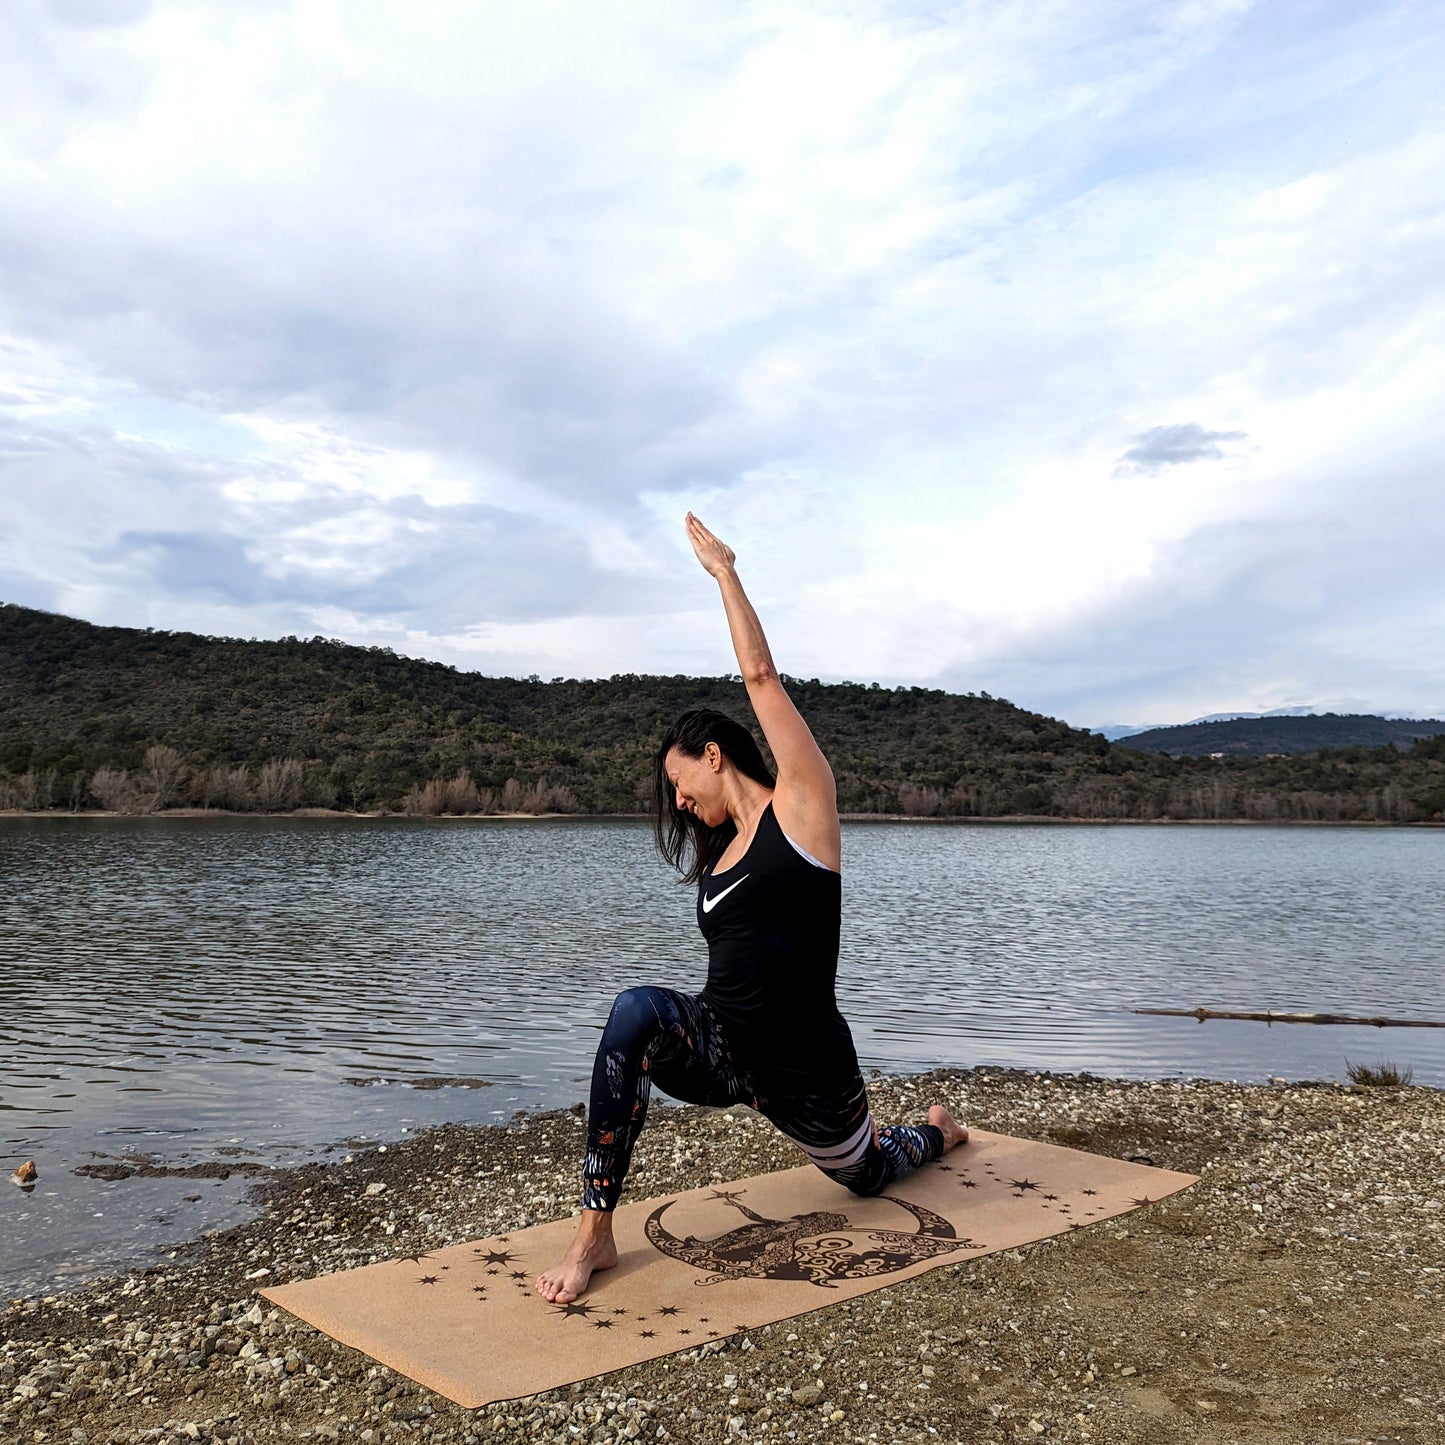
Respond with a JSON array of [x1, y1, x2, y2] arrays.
[[685, 512, 840, 868]]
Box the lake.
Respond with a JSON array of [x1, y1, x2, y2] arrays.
[[2, 815, 1441, 1298]]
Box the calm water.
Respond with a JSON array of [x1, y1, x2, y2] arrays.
[[2, 816, 1441, 1298]]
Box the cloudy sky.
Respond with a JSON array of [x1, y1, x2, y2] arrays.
[[2, 0, 1442, 730]]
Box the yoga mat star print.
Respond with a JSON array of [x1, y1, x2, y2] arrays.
[[262, 1129, 1198, 1406]]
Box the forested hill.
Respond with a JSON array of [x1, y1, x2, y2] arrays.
[[2, 602, 1443, 822], [1123, 714, 1445, 757], [0, 602, 1103, 813]]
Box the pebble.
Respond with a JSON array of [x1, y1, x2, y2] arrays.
[[3, 1069, 1441, 1445]]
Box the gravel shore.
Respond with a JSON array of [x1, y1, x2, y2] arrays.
[[5, 1069, 1442, 1444]]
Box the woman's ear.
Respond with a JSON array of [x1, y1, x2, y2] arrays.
[[705, 741, 722, 771]]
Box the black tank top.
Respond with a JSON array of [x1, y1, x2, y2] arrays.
[[697, 801, 859, 1089]]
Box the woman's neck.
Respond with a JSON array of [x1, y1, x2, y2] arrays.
[[724, 776, 773, 838]]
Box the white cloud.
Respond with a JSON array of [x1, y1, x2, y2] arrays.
[[2, 0, 1442, 724]]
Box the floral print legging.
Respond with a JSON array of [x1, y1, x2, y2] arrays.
[[581, 985, 944, 1212]]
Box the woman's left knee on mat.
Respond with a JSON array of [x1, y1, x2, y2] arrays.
[[824, 1160, 890, 1198]]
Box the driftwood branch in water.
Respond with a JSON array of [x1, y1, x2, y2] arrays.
[[1134, 1007, 1445, 1029]]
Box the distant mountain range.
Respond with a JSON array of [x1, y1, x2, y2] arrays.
[[1095, 707, 1438, 743], [1116, 713, 1445, 758], [1095, 707, 1321, 741]]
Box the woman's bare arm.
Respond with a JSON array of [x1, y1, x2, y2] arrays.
[[685, 513, 840, 868]]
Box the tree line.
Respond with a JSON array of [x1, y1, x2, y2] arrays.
[[0, 745, 578, 817], [2, 602, 1443, 822]]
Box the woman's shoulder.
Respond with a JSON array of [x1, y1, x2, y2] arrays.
[[768, 788, 841, 874]]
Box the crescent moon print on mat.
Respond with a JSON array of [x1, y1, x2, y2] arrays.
[[643, 1189, 982, 1288], [261, 1135, 1200, 1407]]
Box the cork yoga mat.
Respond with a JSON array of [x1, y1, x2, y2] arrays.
[[262, 1129, 1197, 1407]]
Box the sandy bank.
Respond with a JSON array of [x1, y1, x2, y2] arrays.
[[4, 1069, 1441, 1444]]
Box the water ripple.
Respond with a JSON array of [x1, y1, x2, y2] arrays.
[[1, 815, 1442, 1295]]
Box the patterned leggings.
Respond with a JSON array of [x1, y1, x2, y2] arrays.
[[581, 985, 945, 1212]]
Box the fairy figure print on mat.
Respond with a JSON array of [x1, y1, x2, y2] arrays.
[[535, 514, 969, 1305]]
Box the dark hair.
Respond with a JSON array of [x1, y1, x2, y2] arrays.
[[652, 708, 775, 885]]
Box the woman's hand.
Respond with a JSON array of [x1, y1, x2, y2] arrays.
[[685, 512, 736, 578]]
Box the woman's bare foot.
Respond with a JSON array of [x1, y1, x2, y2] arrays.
[[534, 1209, 619, 1303], [929, 1104, 969, 1151]]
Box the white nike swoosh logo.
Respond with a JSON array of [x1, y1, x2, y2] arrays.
[[701, 874, 749, 913]]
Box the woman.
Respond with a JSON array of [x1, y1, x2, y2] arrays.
[[535, 513, 967, 1304]]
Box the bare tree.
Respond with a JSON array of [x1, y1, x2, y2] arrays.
[[90, 766, 139, 813], [201, 764, 254, 811], [140, 745, 185, 810], [254, 757, 303, 812], [403, 779, 446, 816], [9, 769, 57, 811], [897, 783, 943, 817], [401, 771, 483, 816], [534, 779, 578, 814], [443, 769, 482, 814], [491, 777, 580, 815]]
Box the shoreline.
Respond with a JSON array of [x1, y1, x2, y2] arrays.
[[5, 1068, 1441, 1443], [3, 808, 1441, 828]]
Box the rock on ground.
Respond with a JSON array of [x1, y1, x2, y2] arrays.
[[4, 1068, 1443, 1444]]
